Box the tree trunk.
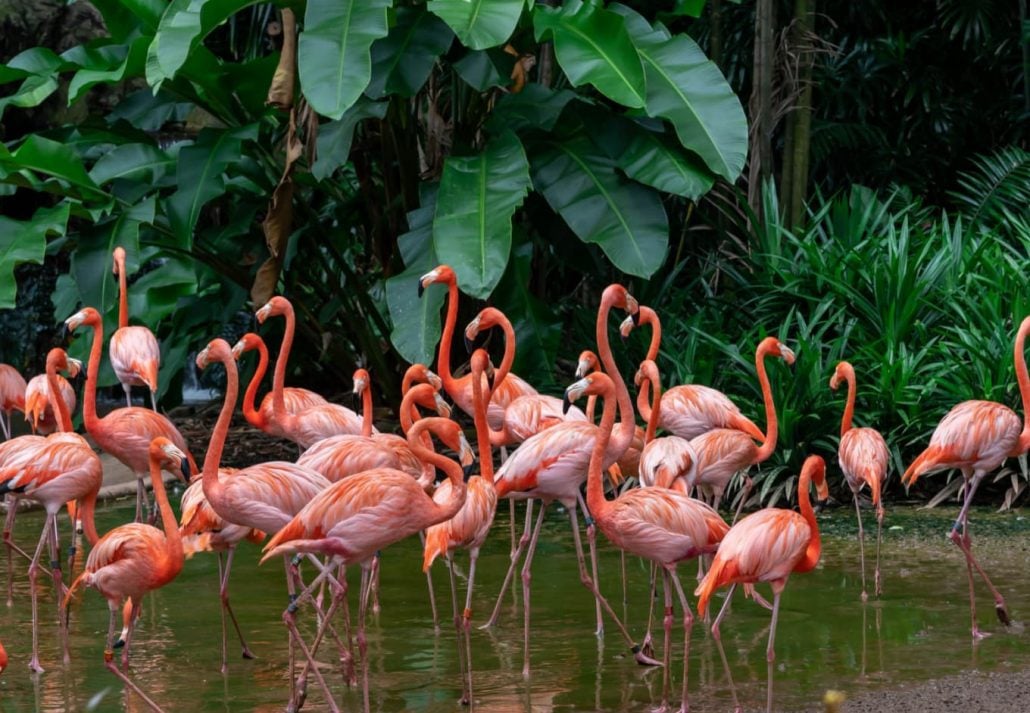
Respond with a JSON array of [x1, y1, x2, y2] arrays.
[[781, 0, 817, 229], [747, 0, 776, 217]]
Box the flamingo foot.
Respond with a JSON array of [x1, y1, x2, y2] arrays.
[[241, 645, 256, 660], [996, 602, 1011, 626], [640, 631, 655, 660], [28, 656, 44, 674], [633, 645, 663, 667], [860, 590, 868, 603], [651, 703, 671, 713], [973, 626, 992, 641]]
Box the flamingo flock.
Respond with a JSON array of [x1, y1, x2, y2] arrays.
[[0, 251, 1027, 713]]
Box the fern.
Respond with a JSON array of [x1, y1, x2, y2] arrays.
[[948, 145, 1030, 229]]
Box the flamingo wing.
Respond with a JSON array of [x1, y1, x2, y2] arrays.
[[217, 461, 330, 534], [110, 326, 161, 391], [422, 477, 497, 570], [494, 421, 599, 498], [601, 488, 712, 564], [839, 427, 889, 497], [661, 385, 763, 441]]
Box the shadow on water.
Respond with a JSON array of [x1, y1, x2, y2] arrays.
[[0, 502, 1028, 711]]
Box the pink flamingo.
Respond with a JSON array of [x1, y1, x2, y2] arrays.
[[636, 360, 697, 493], [622, 307, 766, 440], [686, 337, 795, 518], [0, 348, 102, 672], [255, 297, 372, 448], [193, 339, 331, 672], [482, 284, 651, 676], [696, 455, 828, 713], [24, 370, 75, 435], [419, 265, 536, 429], [232, 332, 328, 437], [902, 315, 1030, 639], [65, 437, 189, 712], [422, 349, 499, 705], [0, 637, 6, 674], [109, 247, 161, 409], [831, 360, 889, 600], [65, 307, 197, 522], [0, 364, 26, 439], [260, 416, 474, 713], [566, 370, 728, 713], [575, 348, 645, 480]]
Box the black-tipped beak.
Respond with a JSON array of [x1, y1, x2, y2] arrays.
[[562, 394, 572, 415], [486, 372, 495, 391], [179, 459, 191, 483], [631, 310, 641, 326], [60, 323, 72, 344], [620, 331, 628, 342], [463, 461, 477, 481], [417, 282, 426, 298], [464, 334, 474, 354]]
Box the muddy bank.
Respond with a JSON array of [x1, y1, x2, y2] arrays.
[[805, 669, 1030, 712]]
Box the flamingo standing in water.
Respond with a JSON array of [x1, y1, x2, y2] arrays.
[[24, 370, 75, 435], [255, 297, 372, 448], [109, 247, 161, 409], [65, 307, 197, 522], [696, 455, 829, 713], [903, 315, 1030, 639], [423, 349, 499, 705], [0, 348, 103, 672], [232, 332, 328, 437], [0, 364, 26, 439], [260, 416, 474, 713], [565, 370, 727, 712], [65, 437, 189, 712], [831, 360, 889, 600]]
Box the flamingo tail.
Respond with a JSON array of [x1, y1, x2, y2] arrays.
[[422, 527, 448, 573]]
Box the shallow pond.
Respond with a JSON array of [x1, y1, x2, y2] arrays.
[[0, 500, 1028, 712]]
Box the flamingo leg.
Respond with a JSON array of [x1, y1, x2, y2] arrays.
[[123, 383, 133, 409], [283, 604, 340, 713], [417, 530, 440, 630], [669, 568, 695, 713], [710, 583, 741, 713], [463, 550, 479, 707], [104, 599, 166, 713], [27, 515, 52, 673], [731, 474, 752, 525], [765, 590, 783, 713], [483, 497, 533, 629], [283, 557, 337, 713], [291, 570, 351, 707], [358, 563, 372, 713], [875, 504, 884, 596], [576, 491, 604, 636], [658, 568, 673, 712], [642, 561, 658, 659], [47, 516, 70, 664], [854, 492, 868, 602], [519, 500, 548, 679], [4, 498, 32, 607], [369, 551, 381, 616], [218, 548, 255, 673], [445, 554, 469, 703]]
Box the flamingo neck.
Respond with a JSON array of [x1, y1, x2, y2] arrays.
[[360, 384, 373, 438], [1015, 317, 1030, 452], [116, 257, 129, 330], [795, 467, 822, 573], [201, 351, 237, 509], [635, 309, 661, 421], [494, 315, 517, 393], [150, 454, 183, 564], [840, 368, 856, 436], [471, 365, 494, 484], [78, 492, 100, 546], [753, 344, 779, 463], [437, 278, 460, 399], [596, 297, 635, 461], [399, 385, 434, 452], [644, 371, 661, 444], [585, 380, 617, 526], [241, 339, 269, 429], [47, 356, 73, 433], [82, 318, 103, 432], [408, 420, 466, 521], [271, 303, 295, 421]]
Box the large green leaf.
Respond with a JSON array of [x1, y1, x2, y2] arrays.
[[485, 82, 579, 132], [128, 248, 198, 325], [611, 4, 747, 182], [165, 125, 257, 242], [312, 98, 388, 181], [386, 187, 444, 365], [0, 136, 107, 202], [89, 143, 175, 187], [454, 48, 516, 91], [0, 49, 71, 119], [432, 131, 531, 299], [428, 0, 523, 50], [0, 204, 70, 309], [530, 134, 668, 278], [366, 7, 453, 99], [533, 0, 646, 108], [91, 0, 166, 33], [299, 0, 391, 119], [68, 36, 150, 105]]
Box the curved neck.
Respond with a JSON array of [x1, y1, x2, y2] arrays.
[[360, 383, 373, 438], [596, 297, 635, 459], [78, 492, 100, 546], [271, 303, 295, 419], [437, 278, 460, 398], [644, 372, 661, 444], [241, 339, 269, 429], [116, 259, 129, 330], [585, 381, 618, 526], [202, 352, 237, 508], [1015, 318, 1030, 448], [840, 369, 856, 436], [150, 455, 183, 562], [490, 315, 517, 395], [47, 358, 73, 433], [471, 365, 493, 484], [408, 420, 466, 520], [754, 345, 779, 462], [795, 467, 821, 572], [635, 309, 661, 420], [83, 319, 103, 432]]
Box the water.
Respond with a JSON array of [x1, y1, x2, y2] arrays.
[[0, 501, 1029, 712]]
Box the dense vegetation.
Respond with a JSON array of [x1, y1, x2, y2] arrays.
[[0, 0, 1026, 505]]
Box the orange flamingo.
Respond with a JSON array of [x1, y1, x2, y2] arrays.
[[0, 364, 26, 439], [902, 315, 1030, 639], [566, 370, 728, 713], [260, 416, 474, 713], [831, 360, 889, 601], [686, 337, 795, 518], [696, 455, 829, 713], [0, 348, 102, 672], [109, 247, 161, 409], [636, 360, 696, 493], [193, 339, 331, 672], [255, 297, 372, 448], [482, 284, 649, 675], [622, 307, 766, 441], [422, 349, 499, 705], [65, 307, 197, 522], [575, 348, 645, 480], [232, 332, 328, 437], [419, 265, 536, 429], [65, 437, 189, 712], [24, 370, 75, 435], [0, 637, 6, 674]]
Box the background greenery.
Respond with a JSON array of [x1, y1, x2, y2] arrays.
[[0, 0, 1027, 506]]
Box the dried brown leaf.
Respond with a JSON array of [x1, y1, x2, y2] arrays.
[[266, 8, 297, 110]]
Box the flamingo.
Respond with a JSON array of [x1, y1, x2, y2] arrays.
[[64, 307, 197, 523], [64, 437, 189, 712], [565, 371, 728, 713], [686, 337, 795, 519], [0, 364, 26, 439], [419, 265, 536, 429], [636, 360, 697, 493], [0, 348, 102, 672], [232, 332, 328, 437], [695, 455, 828, 713], [254, 297, 373, 448], [23, 370, 75, 435], [831, 360, 889, 601], [482, 284, 651, 676], [260, 416, 474, 713], [422, 349, 499, 705], [621, 306, 766, 441], [575, 348, 645, 481], [0, 637, 6, 674], [193, 339, 331, 673], [902, 315, 1030, 639], [109, 246, 161, 409]]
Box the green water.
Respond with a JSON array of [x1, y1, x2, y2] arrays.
[[0, 500, 1029, 712]]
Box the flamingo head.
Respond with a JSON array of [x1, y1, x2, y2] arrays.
[[601, 284, 640, 324], [196, 339, 232, 370], [634, 360, 660, 389], [66, 357, 83, 379], [417, 265, 455, 297], [255, 296, 290, 324], [758, 337, 796, 366], [433, 393, 452, 418], [463, 314, 483, 353], [403, 364, 442, 391], [423, 418, 475, 477], [575, 350, 598, 379], [231, 333, 261, 359], [63, 307, 100, 334], [563, 372, 615, 413], [829, 361, 852, 391], [352, 369, 370, 397], [802, 455, 829, 503], [150, 437, 190, 483], [112, 246, 126, 276]]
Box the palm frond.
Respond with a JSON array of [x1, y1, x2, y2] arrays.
[[948, 145, 1030, 229]]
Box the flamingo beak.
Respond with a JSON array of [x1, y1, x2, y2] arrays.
[[417, 282, 426, 298], [196, 347, 211, 369], [464, 333, 475, 354], [255, 303, 272, 324], [619, 315, 634, 341], [433, 394, 451, 418], [231, 340, 245, 360], [780, 344, 796, 365], [563, 377, 589, 414], [426, 370, 442, 390], [575, 358, 590, 379], [179, 458, 191, 483]]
